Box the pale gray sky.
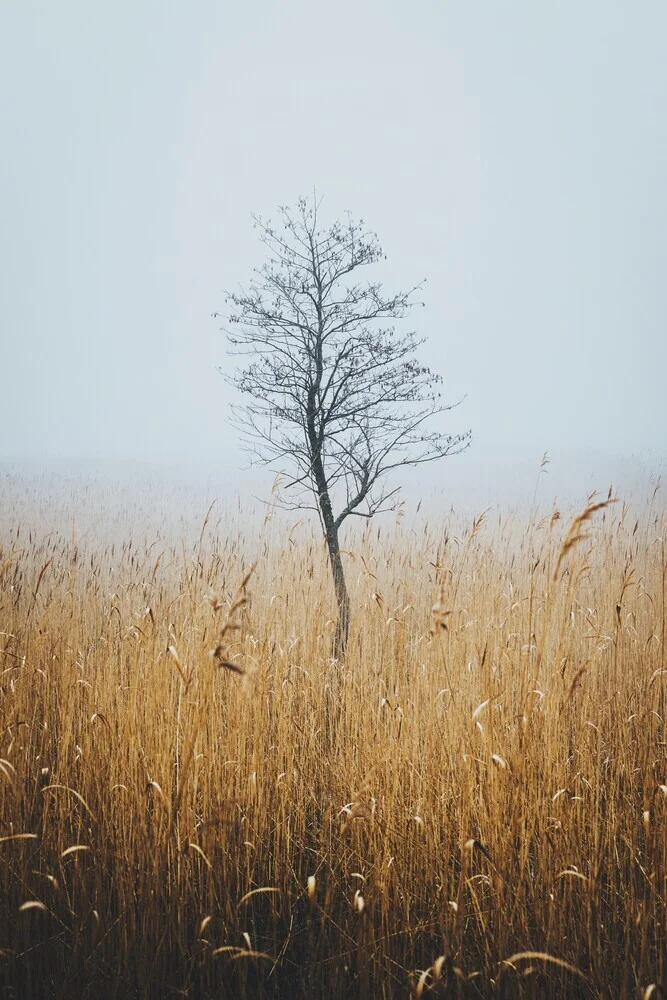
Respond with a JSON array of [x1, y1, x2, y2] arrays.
[[1, 1, 666, 498]]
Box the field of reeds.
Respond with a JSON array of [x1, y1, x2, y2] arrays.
[[0, 474, 665, 998]]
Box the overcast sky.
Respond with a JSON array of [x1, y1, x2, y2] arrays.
[[1, 1, 666, 500]]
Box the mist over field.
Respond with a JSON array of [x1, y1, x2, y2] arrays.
[[2, 450, 664, 530]]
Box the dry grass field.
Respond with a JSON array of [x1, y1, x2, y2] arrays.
[[0, 475, 665, 998]]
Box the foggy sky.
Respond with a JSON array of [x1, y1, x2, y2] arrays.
[[1, 1, 666, 498]]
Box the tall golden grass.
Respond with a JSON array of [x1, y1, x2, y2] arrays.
[[0, 478, 665, 998]]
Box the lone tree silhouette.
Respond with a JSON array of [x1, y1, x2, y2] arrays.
[[217, 196, 470, 656]]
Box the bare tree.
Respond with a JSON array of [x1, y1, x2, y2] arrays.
[[216, 196, 470, 656]]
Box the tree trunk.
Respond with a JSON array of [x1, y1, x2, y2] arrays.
[[307, 382, 350, 655], [324, 525, 351, 658], [314, 478, 350, 657]]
